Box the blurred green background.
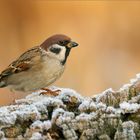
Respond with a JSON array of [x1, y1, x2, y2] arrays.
[[0, 0, 140, 105]]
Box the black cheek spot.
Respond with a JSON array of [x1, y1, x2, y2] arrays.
[[50, 47, 61, 54]]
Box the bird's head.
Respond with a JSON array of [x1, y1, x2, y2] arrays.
[[40, 34, 78, 65]]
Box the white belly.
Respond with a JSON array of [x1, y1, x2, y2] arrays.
[[8, 58, 65, 92]]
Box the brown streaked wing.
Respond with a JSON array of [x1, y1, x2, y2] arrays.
[[0, 46, 41, 79]]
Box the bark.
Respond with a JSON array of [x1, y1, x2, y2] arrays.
[[0, 74, 140, 140]]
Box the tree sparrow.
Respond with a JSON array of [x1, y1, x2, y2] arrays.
[[0, 34, 78, 95]]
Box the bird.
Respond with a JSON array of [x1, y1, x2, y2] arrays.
[[0, 34, 78, 96]]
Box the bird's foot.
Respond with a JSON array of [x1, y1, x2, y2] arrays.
[[9, 92, 16, 105], [40, 88, 61, 96], [9, 100, 16, 105]]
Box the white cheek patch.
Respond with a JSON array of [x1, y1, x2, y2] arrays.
[[58, 46, 66, 61], [47, 44, 66, 61]]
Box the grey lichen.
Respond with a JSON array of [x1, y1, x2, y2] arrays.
[[0, 74, 140, 140]]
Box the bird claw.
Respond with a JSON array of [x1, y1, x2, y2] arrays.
[[40, 88, 61, 96]]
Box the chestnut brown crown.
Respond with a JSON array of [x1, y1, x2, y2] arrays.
[[40, 34, 78, 50], [40, 34, 71, 49]]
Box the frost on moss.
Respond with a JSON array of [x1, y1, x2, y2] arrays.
[[0, 74, 140, 140]]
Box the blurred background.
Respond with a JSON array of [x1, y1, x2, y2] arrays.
[[0, 0, 140, 105]]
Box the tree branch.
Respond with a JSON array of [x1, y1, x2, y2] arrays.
[[0, 74, 140, 140]]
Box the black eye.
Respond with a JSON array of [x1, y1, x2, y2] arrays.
[[50, 47, 61, 54], [59, 40, 69, 46]]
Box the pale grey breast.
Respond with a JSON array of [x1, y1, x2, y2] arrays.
[[8, 55, 65, 92]]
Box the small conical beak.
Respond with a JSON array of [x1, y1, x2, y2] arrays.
[[67, 41, 78, 48]]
